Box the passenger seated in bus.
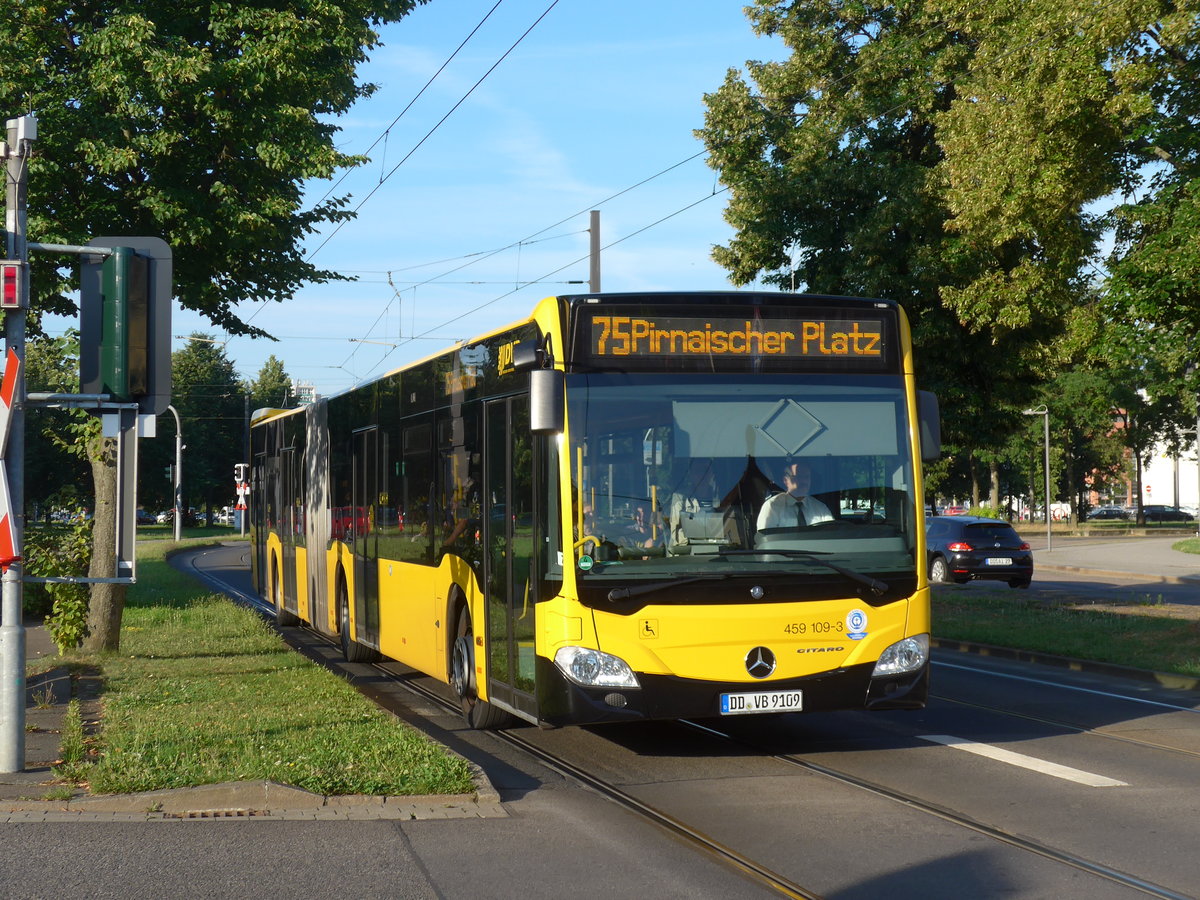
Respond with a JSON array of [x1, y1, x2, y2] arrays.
[[618, 503, 660, 549], [666, 460, 721, 548], [756, 461, 833, 531]]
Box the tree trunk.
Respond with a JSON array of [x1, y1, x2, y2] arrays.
[[82, 435, 126, 653], [968, 453, 981, 508], [989, 460, 1001, 510]]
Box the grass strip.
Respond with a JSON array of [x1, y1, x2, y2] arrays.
[[57, 539, 474, 797]]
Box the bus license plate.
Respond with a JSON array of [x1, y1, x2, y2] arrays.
[[985, 557, 1013, 566], [720, 690, 803, 715]]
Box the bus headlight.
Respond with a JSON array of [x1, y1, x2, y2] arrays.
[[872, 634, 929, 677], [554, 647, 640, 689]]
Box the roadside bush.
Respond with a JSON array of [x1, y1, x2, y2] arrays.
[[23, 515, 92, 651]]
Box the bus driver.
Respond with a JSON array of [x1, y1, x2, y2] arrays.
[[756, 461, 833, 531]]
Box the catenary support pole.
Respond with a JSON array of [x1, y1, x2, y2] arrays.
[[589, 210, 601, 293], [167, 405, 183, 542], [1, 114, 35, 773]]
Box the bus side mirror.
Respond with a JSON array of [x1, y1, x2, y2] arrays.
[[918, 390, 941, 461], [530, 368, 565, 434], [511, 339, 541, 371]]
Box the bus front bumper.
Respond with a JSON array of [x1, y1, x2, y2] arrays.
[[535, 658, 928, 726]]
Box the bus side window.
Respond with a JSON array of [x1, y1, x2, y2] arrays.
[[401, 421, 435, 564]]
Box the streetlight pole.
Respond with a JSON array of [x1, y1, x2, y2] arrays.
[[1022, 405, 1051, 552], [166, 405, 183, 541]]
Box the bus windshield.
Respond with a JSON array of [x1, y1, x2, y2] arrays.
[[566, 372, 918, 598]]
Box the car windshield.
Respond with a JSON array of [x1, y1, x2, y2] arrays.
[[565, 372, 918, 598]]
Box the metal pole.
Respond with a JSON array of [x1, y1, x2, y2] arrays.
[[1, 114, 35, 773], [589, 210, 601, 293], [1042, 409, 1052, 552], [167, 405, 182, 541], [241, 394, 249, 537]]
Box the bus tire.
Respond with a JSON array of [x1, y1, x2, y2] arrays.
[[450, 606, 513, 730], [272, 557, 300, 627], [337, 579, 379, 663]]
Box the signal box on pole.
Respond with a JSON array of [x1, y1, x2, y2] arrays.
[[79, 237, 172, 416]]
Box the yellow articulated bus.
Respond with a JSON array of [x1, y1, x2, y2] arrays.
[[250, 291, 941, 728]]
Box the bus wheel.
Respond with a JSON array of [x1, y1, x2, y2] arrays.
[[272, 559, 300, 626], [337, 581, 378, 663], [450, 608, 513, 730]]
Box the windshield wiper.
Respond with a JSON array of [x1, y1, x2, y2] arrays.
[[606, 573, 737, 602], [718, 548, 889, 596]]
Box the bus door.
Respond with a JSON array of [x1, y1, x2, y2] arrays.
[[279, 446, 299, 605], [351, 426, 381, 646], [483, 395, 537, 717]]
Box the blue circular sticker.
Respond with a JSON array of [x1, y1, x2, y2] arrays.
[[846, 608, 868, 640]]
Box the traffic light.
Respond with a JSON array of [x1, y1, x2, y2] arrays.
[[79, 237, 172, 416], [97, 247, 150, 401], [0, 260, 23, 309]]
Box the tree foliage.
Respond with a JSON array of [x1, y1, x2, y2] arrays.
[[23, 332, 92, 518], [699, 0, 1200, 505], [171, 336, 245, 515], [248, 355, 294, 412], [1, 0, 425, 334]]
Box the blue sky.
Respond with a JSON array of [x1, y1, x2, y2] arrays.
[[176, 1, 788, 397]]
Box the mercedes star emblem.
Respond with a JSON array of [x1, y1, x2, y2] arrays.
[[745, 646, 777, 679]]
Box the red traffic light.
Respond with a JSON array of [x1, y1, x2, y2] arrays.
[[0, 261, 23, 309]]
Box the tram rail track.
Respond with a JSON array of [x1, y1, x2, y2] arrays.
[[680, 718, 1193, 900], [185, 547, 1194, 900], [349, 637, 1195, 900]]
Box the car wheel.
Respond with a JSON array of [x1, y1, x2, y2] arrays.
[[929, 556, 949, 584]]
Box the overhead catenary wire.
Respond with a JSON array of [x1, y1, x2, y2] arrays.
[[237, 0, 1134, 393], [303, 0, 562, 264], [313, 0, 509, 209]]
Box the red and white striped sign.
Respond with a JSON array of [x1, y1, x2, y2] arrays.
[[0, 348, 20, 566]]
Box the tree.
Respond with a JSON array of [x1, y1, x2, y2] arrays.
[[697, 1, 1200, 505], [172, 336, 245, 517], [1, 0, 426, 334], [248, 355, 294, 412], [1106, 325, 1198, 524], [696, 0, 1058, 496], [23, 333, 91, 519], [3, 2, 428, 650], [1106, 4, 1200, 336]]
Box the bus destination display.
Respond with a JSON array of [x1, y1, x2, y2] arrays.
[[586, 314, 887, 362]]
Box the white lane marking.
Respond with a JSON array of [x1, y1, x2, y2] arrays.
[[934, 659, 1200, 714], [919, 734, 1128, 787]]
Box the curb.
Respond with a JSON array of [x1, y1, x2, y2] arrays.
[[0, 774, 507, 823], [1037, 562, 1200, 586]]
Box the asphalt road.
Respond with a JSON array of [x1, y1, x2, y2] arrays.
[[8, 541, 1195, 900]]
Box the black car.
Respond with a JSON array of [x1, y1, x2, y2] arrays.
[[1141, 505, 1195, 523], [925, 515, 1033, 589], [1085, 505, 1128, 521]]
